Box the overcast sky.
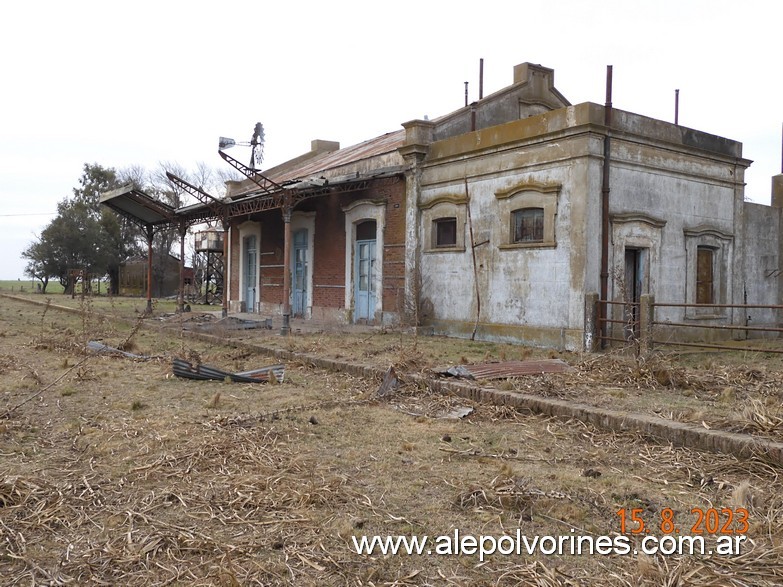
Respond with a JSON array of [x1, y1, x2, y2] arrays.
[[1, 0, 781, 279]]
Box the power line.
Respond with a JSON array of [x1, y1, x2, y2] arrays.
[[0, 212, 56, 217]]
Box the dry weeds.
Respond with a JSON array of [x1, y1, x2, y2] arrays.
[[2, 296, 783, 585]]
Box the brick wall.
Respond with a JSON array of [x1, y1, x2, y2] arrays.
[[380, 180, 406, 313], [258, 211, 284, 305], [311, 193, 347, 308], [229, 224, 240, 300], [228, 176, 407, 316]]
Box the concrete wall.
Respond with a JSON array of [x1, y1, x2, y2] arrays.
[[220, 61, 779, 351], [607, 129, 744, 335], [417, 110, 598, 350], [743, 202, 781, 334], [411, 95, 756, 350]]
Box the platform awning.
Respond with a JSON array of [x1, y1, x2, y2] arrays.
[[100, 185, 177, 227]]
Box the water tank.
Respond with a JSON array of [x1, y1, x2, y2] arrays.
[[195, 229, 225, 253]]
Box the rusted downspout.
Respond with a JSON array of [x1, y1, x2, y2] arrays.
[[465, 178, 481, 340], [599, 65, 613, 348]]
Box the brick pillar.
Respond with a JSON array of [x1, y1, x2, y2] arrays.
[[399, 119, 434, 328]]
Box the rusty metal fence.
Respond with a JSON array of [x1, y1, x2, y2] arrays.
[[652, 299, 783, 354], [588, 293, 783, 354]]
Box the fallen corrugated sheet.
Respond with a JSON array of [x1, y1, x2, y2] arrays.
[[87, 340, 152, 360], [436, 359, 573, 380], [172, 358, 285, 384]]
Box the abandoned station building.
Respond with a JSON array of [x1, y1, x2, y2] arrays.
[[103, 60, 783, 351]]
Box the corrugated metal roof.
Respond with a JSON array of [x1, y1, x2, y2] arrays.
[[267, 130, 405, 184], [100, 186, 176, 226], [438, 359, 573, 380]]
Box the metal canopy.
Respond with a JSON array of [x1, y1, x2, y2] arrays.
[[100, 185, 177, 227], [100, 168, 402, 230]]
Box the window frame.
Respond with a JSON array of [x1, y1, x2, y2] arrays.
[[495, 181, 559, 250], [420, 195, 467, 253], [695, 246, 715, 305], [511, 207, 545, 243], [433, 216, 458, 248], [683, 227, 733, 319]]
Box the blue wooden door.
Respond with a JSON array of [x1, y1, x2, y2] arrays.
[[243, 235, 257, 311], [292, 229, 308, 317], [354, 239, 376, 321]]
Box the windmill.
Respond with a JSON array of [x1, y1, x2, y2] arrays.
[[219, 122, 265, 170]]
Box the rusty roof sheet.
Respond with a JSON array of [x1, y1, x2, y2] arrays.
[[266, 130, 405, 185], [438, 359, 573, 380]]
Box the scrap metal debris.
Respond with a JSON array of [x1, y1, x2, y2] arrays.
[[209, 317, 273, 330], [376, 366, 399, 398], [436, 406, 474, 420], [172, 358, 285, 383], [435, 359, 573, 380], [87, 341, 152, 360]]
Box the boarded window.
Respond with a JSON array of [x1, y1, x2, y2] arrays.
[[434, 217, 457, 247], [512, 208, 544, 243], [696, 247, 714, 304]]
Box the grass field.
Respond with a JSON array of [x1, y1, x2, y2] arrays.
[[2, 295, 783, 585], [0, 278, 64, 295]]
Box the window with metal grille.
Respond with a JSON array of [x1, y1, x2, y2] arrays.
[[696, 246, 714, 304], [512, 207, 544, 243], [434, 217, 457, 247]]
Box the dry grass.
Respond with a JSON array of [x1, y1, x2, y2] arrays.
[[2, 296, 783, 585]]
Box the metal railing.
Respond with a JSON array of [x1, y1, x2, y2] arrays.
[[587, 294, 783, 354], [652, 300, 783, 354]]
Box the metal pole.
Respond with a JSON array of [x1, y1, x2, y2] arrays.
[[464, 81, 468, 107], [145, 224, 154, 315], [675, 89, 679, 125], [479, 58, 484, 100], [178, 222, 186, 312], [281, 197, 292, 335], [599, 65, 613, 348], [221, 216, 229, 318]]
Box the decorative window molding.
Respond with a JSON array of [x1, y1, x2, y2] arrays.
[[683, 225, 733, 319], [420, 194, 466, 253], [610, 212, 667, 229], [495, 181, 559, 249]]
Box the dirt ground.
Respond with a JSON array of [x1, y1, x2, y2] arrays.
[[2, 294, 783, 585]]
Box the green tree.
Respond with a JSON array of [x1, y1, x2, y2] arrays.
[[22, 160, 239, 297], [22, 163, 139, 294], [21, 237, 57, 293]]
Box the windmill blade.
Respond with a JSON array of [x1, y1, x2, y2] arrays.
[[253, 142, 264, 168], [250, 122, 265, 170]]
